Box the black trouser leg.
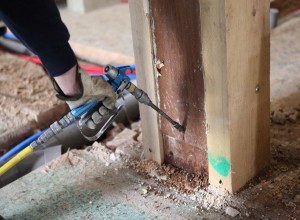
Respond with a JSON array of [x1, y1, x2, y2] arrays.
[[0, 0, 77, 77]]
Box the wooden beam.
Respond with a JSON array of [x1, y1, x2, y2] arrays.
[[129, 0, 270, 193], [150, 0, 208, 175], [201, 0, 270, 193], [129, 0, 164, 164]]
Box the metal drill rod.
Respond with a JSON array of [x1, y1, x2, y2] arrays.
[[104, 65, 184, 132], [127, 83, 184, 132], [148, 101, 184, 132]]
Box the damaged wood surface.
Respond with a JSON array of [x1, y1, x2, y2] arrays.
[[150, 0, 208, 175]]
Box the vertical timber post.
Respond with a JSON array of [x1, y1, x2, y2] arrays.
[[129, 0, 270, 193], [129, 0, 164, 164], [201, 0, 270, 193], [150, 0, 208, 178]]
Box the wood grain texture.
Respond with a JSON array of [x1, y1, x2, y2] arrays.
[[129, 0, 163, 164], [201, 0, 270, 192], [200, 0, 231, 190], [130, 0, 269, 193], [151, 0, 208, 175]]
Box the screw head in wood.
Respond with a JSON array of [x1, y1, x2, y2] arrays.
[[255, 85, 260, 94]]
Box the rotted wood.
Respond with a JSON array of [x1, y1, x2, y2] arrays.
[[150, 0, 207, 175]]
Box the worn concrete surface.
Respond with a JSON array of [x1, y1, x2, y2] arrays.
[[59, 3, 134, 58], [271, 16, 300, 102], [0, 52, 68, 152], [0, 145, 230, 220]]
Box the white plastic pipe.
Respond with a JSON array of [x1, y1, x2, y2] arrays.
[[270, 8, 279, 29]]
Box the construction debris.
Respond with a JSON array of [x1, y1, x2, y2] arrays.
[[271, 109, 286, 124], [225, 207, 240, 217], [106, 128, 138, 150], [271, 107, 300, 124], [0, 52, 68, 153], [131, 159, 208, 193], [130, 121, 142, 132]]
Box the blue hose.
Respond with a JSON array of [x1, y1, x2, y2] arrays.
[[90, 74, 136, 81], [3, 32, 18, 41], [0, 130, 46, 163], [0, 73, 137, 162], [0, 31, 137, 161]]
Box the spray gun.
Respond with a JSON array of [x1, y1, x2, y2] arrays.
[[0, 65, 183, 176], [105, 65, 183, 132]]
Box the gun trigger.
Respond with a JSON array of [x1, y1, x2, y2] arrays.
[[120, 93, 125, 101], [79, 105, 124, 141]]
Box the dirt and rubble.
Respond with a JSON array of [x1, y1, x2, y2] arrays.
[[239, 102, 300, 219], [0, 52, 68, 154], [2, 104, 299, 219], [122, 110, 300, 219], [0, 119, 232, 219]]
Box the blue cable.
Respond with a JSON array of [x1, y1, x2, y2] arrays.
[[90, 73, 136, 81], [0, 31, 137, 162], [0, 130, 46, 163], [0, 73, 136, 162], [3, 32, 18, 41]]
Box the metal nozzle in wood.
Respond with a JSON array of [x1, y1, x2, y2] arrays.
[[148, 102, 184, 132], [128, 83, 184, 132]]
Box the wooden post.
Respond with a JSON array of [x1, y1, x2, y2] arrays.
[[129, 0, 270, 193], [129, 0, 164, 164], [201, 0, 270, 193]]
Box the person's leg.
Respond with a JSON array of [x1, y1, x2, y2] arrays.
[[0, 0, 77, 77]]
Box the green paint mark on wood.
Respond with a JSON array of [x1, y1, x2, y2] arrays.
[[208, 153, 230, 177]]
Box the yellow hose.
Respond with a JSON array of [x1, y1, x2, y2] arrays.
[[0, 146, 33, 176]]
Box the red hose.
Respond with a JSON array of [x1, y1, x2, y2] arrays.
[[15, 54, 136, 75]]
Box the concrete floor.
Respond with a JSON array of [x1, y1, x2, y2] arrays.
[[0, 146, 229, 220], [271, 15, 300, 102], [59, 3, 134, 58]]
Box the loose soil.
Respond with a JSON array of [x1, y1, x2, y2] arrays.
[[0, 52, 67, 154]]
